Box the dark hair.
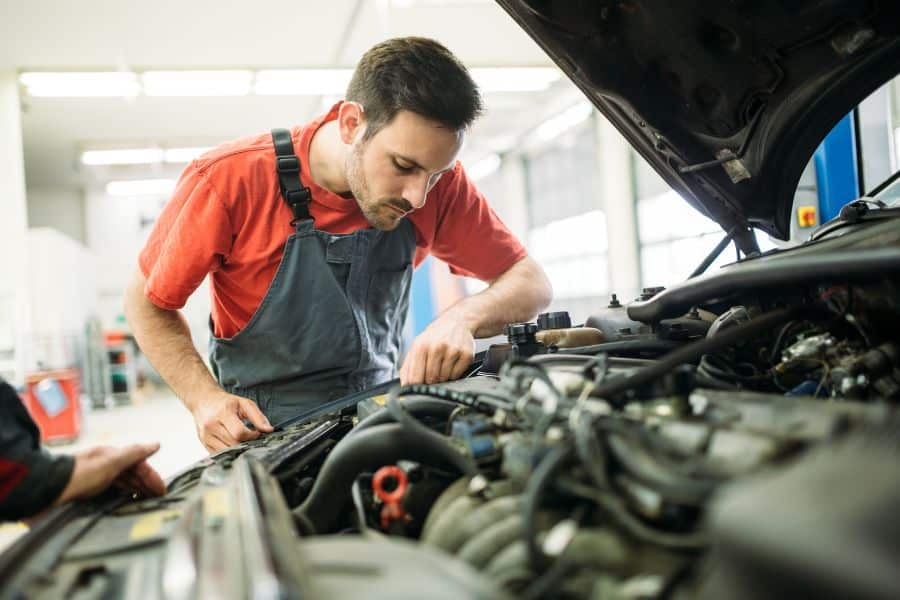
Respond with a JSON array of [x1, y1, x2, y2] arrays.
[[346, 37, 483, 140]]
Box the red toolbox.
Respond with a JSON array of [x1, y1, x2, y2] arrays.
[[21, 368, 82, 444]]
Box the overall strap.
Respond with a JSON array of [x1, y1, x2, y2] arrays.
[[271, 128, 312, 224]]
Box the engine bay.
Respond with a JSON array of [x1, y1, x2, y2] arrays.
[[4, 221, 900, 600]]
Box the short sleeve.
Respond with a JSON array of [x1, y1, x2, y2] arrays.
[[429, 163, 528, 281], [138, 164, 233, 310]]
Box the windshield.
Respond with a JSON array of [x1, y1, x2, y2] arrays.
[[873, 171, 900, 206]]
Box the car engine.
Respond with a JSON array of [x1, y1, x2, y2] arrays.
[[216, 240, 900, 599]]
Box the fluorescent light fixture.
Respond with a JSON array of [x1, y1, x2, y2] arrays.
[[535, 101, 594, 142], [106, 179, 176, 196], [163, 147, 214, 163], [80, 146, 214, 166], [142, 71, 252, 96], [467, 153, 502, 180], [81, 148, 164, 166], [470, 68, 561, 93], [19, 72, 139, 97], [255, 69, 353, 95]]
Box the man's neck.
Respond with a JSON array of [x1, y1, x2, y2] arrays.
[[308, 120, 351, 194]]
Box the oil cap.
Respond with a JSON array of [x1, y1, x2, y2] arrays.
[[537, 311, 572, 331], [506, 322, 539, 345]]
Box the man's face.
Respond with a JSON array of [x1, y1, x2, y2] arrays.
[[344, 110, 464, 231]]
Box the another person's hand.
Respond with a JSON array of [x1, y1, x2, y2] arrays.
[[55, 443, 167, 506], [399, 314, 475, 385], [188, 390, 273, 453]]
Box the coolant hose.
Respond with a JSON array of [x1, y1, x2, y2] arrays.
[[348, 397, 457, 436], [294, 423, 478, 533]]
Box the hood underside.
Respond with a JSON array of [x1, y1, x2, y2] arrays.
[[497, 0, 900, 243]]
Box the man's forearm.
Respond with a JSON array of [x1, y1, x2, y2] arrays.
[[123, 269, 219, 412], [446, 256, 552, 338]]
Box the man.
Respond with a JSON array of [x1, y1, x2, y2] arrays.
[[0, 378, 166, 522], [125, 37, 552, 453]]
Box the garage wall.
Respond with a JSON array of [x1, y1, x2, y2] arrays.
[[26, 187, 86, 245], [84, 191, 211, 355]]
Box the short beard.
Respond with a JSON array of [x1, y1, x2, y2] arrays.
[[345, 141, 398, 231]]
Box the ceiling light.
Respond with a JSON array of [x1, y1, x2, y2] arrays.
[[106, 179, 176, 196], [467, 154, 502, 180], [142, 71, 252, 97], [19, 72, 140, 98], [254, 70, 354, 95], [81, 148, 164, 166], [535, 101, 594, 142], [470, 68, 561, 93], [163, 147, 214, 163]]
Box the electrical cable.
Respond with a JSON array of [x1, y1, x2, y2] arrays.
[[522, 442, 575, 571], [590, 307, 807, 403], [553, 476, 707, 551]]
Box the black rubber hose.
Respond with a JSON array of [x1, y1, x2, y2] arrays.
[[605, 433, 716, 506], [591, 307, 803, 402], [557, 339, 682, 357], [522, 442, 574, 571], [554, 477, 707, 551], [294, 423, 477, 533], [348, 397, 457, 437]]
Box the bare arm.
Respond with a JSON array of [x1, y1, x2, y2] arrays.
[[123, 267, 272, 451], [400, 256, 552, 384]]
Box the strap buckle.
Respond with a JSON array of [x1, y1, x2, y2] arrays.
[[277, 156, 300, 173], [285, 188, 311, 207]]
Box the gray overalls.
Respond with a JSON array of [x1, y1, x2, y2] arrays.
[[208, 129, 415, 425]]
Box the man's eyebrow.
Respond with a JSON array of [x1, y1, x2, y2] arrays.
[[393, 153, 453, 174], [392, 153, 425, 170]]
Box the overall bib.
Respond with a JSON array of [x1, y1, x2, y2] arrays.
[[208, 129, 416, 425]]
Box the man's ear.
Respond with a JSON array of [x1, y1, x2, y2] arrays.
[[338, 102, 366, 145]]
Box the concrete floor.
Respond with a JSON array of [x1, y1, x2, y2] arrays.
[[45, 387, 208, 479], [1, 387, 207, 551]]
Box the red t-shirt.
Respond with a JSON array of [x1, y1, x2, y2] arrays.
[[139, 102, 527, 339]]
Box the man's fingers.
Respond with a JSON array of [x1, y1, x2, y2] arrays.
[[131, 460, 167, 497], [200, 431, 231, 454], [437, 346, 464, 383], [450, 352, 472, 381], [425, 346, 446, 384], [405, 345, 427, 385], [221, 412, 259, 443], [112, 442, 161, 472], [237, 398, 273, 433]]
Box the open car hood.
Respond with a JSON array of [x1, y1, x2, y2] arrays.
[[496, 0, 900, 244]]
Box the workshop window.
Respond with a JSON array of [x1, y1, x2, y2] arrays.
[[634, 157, 777, 288], [523, 123, 608, 321]]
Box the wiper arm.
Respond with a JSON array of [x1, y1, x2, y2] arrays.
[[810, 198, 900, 241]]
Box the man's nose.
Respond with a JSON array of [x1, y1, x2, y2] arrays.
[[404, 175, 430, 210]]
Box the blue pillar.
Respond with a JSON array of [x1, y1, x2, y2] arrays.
[[813, 113, 861, 221], [410, 256, 436, 336]]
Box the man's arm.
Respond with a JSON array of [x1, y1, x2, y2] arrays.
[[0, 379, 166, 523], [123, 267, 272, 452], [399, 256, 552, 385]]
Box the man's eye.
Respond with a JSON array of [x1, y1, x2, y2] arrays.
[[393, 161, 415, 173]]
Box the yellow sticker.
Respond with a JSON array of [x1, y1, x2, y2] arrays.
[[129, 508, 182, 541], [797, 205, 817, 228], [370, 394, 389, 406], [203, 489, 230, 519]]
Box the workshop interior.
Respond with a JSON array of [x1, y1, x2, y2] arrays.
[[2, 0, 900, 598]]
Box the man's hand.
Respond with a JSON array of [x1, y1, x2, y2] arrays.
[[55, 443, 167, 506], [400, 313, 475, 385], [188, 390, 274, 453]]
